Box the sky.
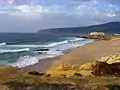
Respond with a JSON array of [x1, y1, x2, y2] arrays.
[[0, 0, 120, 32]]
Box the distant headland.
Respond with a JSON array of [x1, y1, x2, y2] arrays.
[[38, 22, 120, 36]]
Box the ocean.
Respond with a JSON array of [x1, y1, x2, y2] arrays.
[[0, 33, 93, 68]]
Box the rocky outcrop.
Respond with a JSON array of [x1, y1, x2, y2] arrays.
[[98, 53, 120, 64], [46, 62, 103, 77], [46, 60, 120, 77], [46, 64, 81, 77], [1, 53, 120, 90], [91, 62, 120, 76]]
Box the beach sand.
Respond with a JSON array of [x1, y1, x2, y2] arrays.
[[27, 38, 120, 72]]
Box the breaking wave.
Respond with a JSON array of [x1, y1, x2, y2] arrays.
[[10, 55, 40, 68], [70, 38, 84, 42], [0, 42, 6, 46], [5, 38, 85, 48], [6, 40, 68, 48], [10, 52, 63, 68], [0, 48, 30, 54], [1, 37, 94, 68]]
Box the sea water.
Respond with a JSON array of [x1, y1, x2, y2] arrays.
[[0, 33, 93, 68]]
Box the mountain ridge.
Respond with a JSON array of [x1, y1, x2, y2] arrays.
[[38, 22, 120, 35]]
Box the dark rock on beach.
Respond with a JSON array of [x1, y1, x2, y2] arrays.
[[28, 71, 44, 76]]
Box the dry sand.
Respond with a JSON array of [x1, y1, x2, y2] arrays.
[[27, 38, 120, 72]]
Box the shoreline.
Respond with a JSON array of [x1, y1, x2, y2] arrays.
[[25, 40, 94, 72], [25, 56, 62, 72], [26, 38, 120, 72], [8, 38, 93, 69]]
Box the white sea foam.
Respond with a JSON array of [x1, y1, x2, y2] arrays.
[[10, 55, 40, 68], [0, 42, 6, 46], [9, 38, 94, 68], [0, 48, 30, 53], [10, 51, 63, 68], [46, 40, 68, 47], [72, 39, 94, 47], [5, 38, 84, 48], [6, 40, 69, 48], [70, 38, 84, 42]]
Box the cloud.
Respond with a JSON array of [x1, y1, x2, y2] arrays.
[[13, 5, 49, 18], [105, 0, 120, 5], [0, 0, 119, 19], [75, 0, 120, 19], [0, 0, 119, 32], [0, 4, 70, 19], [0, 5, 50, 19]]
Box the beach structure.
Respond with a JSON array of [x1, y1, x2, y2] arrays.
[[114, 34, 120, 36], [89, 32, 105, 36]]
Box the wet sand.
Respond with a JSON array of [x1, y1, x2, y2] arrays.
[[27, 38, 120, 72]]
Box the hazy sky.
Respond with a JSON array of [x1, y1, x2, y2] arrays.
[[0, 0, 120, 32]]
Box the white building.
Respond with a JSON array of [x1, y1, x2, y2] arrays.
[[114, 34, 120, 36], [89, 32, 105, 36]]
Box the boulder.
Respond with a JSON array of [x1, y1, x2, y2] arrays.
[[46, 74, 51, 77], [92, 62, 120, 76], [74, 73, 83, 77], [28, 71, 44, 76]]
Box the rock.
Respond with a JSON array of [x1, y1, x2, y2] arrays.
[[47, 59, 120, 77], [46, 74, 51, 77], [92, 62, 120, 76], [74, 73, 83, 77], [46, 64, 79, 77], [28, 71, 44, 76], [78, 61, 108, 77], [91, 62, 111, 76], [79, 61, 99, 71], [60, 74, 66, 78], [78, 60, 120, 77], [98, 53, 120, 64]]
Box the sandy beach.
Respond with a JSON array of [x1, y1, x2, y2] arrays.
[[27, 38, 120, 72]]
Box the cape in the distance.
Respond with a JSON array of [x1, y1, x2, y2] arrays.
[[38, 22, 120, 35]]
